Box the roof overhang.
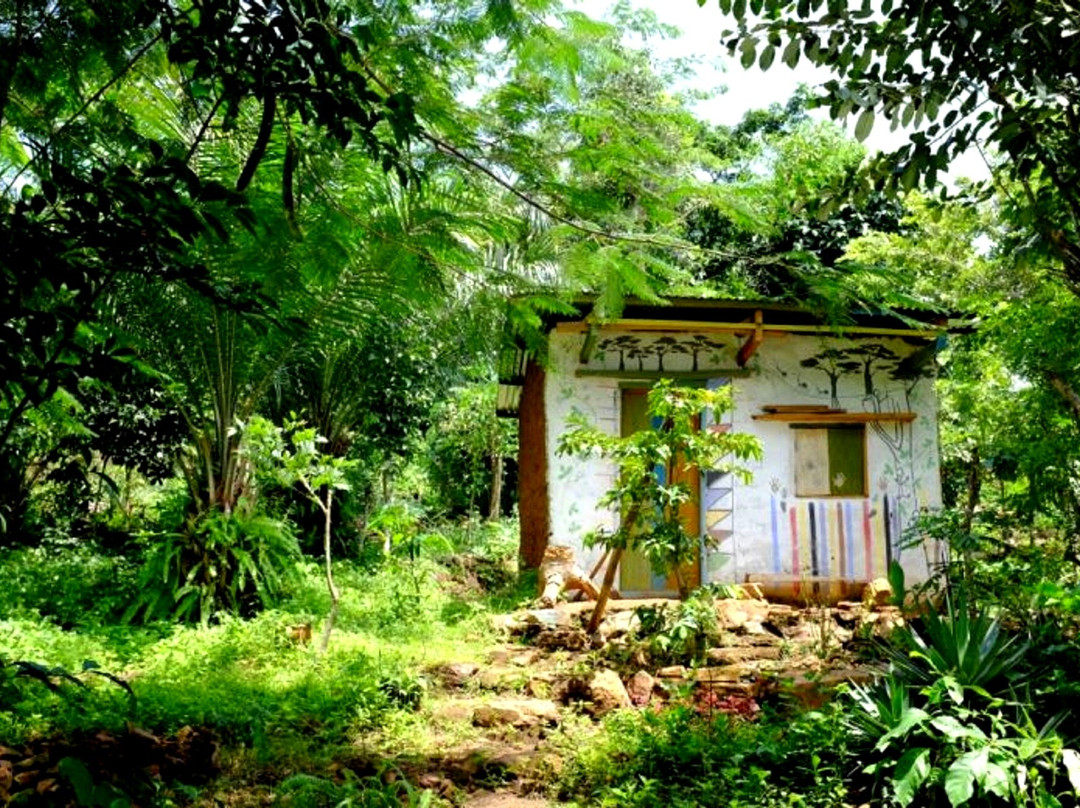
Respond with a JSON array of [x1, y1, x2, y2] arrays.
[[496, 297, 972, 417]]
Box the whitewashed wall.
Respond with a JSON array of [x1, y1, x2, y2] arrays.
[[545, 328, 944, 589]]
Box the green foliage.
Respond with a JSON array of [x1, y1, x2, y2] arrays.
[[558, 380, 762, 592], [557, 705, 849, 807], [843, 598, 1077, 807], [886, 598, 1028, 694], [127, 507, 301, 624], [0, 546, 141, 627], [631, 592, 719, 666], [275, 770, 438, 808], [59, 757, 133, 808], [425, 384, 517, 517]]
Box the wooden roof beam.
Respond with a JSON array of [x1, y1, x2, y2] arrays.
[[736, 310, 764, 367], [579, 322, 599, 364], [554, 320, 944, 339]]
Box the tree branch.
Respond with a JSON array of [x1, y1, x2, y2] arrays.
[[2, 29, 164, 198], [235, 93, 277, 192]]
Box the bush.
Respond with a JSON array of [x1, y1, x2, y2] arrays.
[[557, 705, 849, 807], [127, 507, 301, 624], [844, 601, 1080, 807], [0, 546, 141, 627]]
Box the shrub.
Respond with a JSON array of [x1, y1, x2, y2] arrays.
[[127, 507, 301, 624], [557, 705, 849, 807], [0, 546, 140, 627], [844, 601, 1079, 806]]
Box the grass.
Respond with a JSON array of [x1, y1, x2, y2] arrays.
[[0, 537, 523, 764]]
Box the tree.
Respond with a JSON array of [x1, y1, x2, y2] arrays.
[[245, 416, 356, 653], [685, 102, 909, 313], [557, 381, 762, 632], [0, 0, 546, 537], [713, 0, 1080, 296]]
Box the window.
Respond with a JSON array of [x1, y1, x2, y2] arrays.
[[794, 425, 866, 497]]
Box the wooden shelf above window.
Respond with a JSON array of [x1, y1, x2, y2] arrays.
[[752, 411, 917, 424]]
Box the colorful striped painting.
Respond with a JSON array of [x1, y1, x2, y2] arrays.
[[702, 379, 735, 552], [770, 497, 894, 584]]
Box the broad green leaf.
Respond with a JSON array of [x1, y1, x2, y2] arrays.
[[945, 748, 988, 806], [783, 38, 800, 68], [58, 757, 95, 806], [759, 44, 776, 70], [854, 108, 875, 142], [931, 715, 986, 741], [893, 747, 932, 807], [740, 38, 757, 70], [983, 761, 1010, 799], [875, 707, 931, 751]]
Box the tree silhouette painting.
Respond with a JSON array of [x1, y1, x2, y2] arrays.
[[845, 344, 900, 398], [653, 336, 688, 371], [685, 334, 726, 371], [800, 349, 860, 407], [599, 335, 641, 371]]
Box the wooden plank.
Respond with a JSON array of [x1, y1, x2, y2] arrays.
[[795, 429, 830, 496], [752, 411, 917, 423], [761, 405, 839, 413], [619, 389, 655, 594], [555, 319, 943, 338], [736, 309, 764, 367], [575, 369, 752, 380]]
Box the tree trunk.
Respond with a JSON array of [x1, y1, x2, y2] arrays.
[[586, 547, 623, 635], [318, 489, 339, 654], [518, 360, 549, 569], [488, 452, 503, 521], [1047, 371, 1080, 428], [961, 445, 981, 535], [586, 503, 640, 634]]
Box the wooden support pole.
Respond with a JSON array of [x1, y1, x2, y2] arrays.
[[736, 309, 764, 367]]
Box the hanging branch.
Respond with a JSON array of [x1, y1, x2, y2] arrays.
[[236, 93, 277, 192]]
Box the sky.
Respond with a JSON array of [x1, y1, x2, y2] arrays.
[[574, 0, 988, 182]]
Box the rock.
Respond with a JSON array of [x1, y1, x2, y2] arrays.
[[491, 614, 521, 633], [786, 621, 850, 651], [441, 662, 480, 686], [477, 666, 522, 690], [656, 665, 687, 679], [694, 665, 761, 698], [707, 646, 782, 665], [510, 650, 540, 667], [465, 791, 550, 808], [525, 674, 555, 699], [741, 620, 771, 636], [694, 664, 756, 683], [773, 667, 877, 709], [523, 608, 572, 629], [735, 582, 765, 600], [588, 668, 632, 716], [834, 603, 864, 628], [534, 627, 588, 651], [626, 670, 656, 706], [599, 609, 638, 639], [715, 598, 771, 631], [472, 698, 560, 729], [863, 606, 904, 638], [863, 578, 893, 608]]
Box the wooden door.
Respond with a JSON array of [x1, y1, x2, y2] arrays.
[[618, 388, 702, 596]]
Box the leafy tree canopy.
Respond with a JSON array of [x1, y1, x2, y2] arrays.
[[713, 0, 1080, 291]]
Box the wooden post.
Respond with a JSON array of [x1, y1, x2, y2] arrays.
[[518, 360, 549, 569]]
